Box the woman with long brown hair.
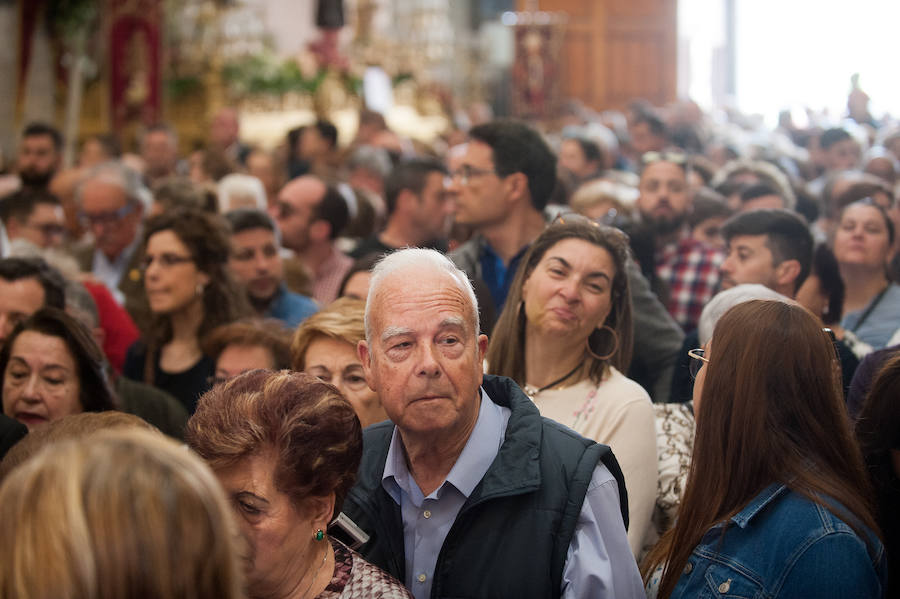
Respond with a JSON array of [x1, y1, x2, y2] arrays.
[[123, 208, 250, 413], [643, 300, 886, 598], [487, 217, 656, 556]]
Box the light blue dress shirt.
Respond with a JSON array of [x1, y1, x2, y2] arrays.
[[92, 236, 140, 305], [381, 388, 644, 599]]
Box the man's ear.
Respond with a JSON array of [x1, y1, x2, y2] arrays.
[[5, 217, 22, 239], [775, 259, 802, 290], [395, 189, 417, 214], [503, 172, 529, 204], [358, 340, 376, 392], [309, 219, 331, 243], [477, 333, 488, 362]]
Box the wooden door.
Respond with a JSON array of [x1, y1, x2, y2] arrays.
[[520, 0, 677, 110]]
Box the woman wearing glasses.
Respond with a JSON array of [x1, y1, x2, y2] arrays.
[[123, 209, 250, 413], [643, 300, 886, 598], [291, 297, 388, 428], [486, 217, 656, 556]]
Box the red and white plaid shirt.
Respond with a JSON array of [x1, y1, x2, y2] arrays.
[[656, 235, 724, 332]]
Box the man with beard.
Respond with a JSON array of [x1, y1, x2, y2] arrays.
[[226, 208, 318, 327], [274, 175, 351, 305], [15, 123, 62, 191], [637, 152, 723, 331]]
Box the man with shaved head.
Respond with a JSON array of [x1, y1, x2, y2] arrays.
[[341, 248, 643, 599]]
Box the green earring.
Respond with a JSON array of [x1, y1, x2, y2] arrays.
[[315, 529, 325, 541]]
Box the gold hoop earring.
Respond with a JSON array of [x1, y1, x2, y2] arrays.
[[585, 325, 618, 361]]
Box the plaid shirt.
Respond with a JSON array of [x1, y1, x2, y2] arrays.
[[656, 236, 724, 332]]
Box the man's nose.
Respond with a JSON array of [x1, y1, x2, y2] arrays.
[[416, 343, 442, 378]]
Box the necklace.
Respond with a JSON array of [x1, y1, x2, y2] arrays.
[[299, 542, 329, 599], [523, 362, 583, 399]]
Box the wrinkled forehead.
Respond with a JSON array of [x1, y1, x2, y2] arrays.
[[369, 270, 476, 332]]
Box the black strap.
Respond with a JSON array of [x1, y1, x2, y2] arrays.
[[850, 285, 890, 332]]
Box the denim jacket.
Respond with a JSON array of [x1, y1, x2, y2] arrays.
[[670, 483, 887, 599]]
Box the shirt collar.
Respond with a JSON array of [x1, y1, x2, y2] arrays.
[[730, 483, 789, 528], [94, 232, 141, 269], [479, 238, 530, 267], [382, 387, 507, 503]]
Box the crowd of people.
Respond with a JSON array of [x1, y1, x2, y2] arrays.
[[0, 90, 898, 598]]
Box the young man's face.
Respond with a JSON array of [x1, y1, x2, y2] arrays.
[[17, 135, 60, 188]]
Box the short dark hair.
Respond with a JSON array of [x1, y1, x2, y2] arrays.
[[469, 120, 557, 211], [820, 128, 852, 150], [313, 119, 338, 149], [688, 187, 732, 228], [383, 158, 447, 215], [0, 188, 61, 225], [0, 307, 117, 413], [224, 208, 276, 235], [0, 257, 66, 309], [632, 111, 668, 139], [313, 186, 349, 240], [82, 133, 121, 159], [22, 122, 63, 152], [721, 209, 814, 291], [567, 136, 604, 165], [202, 319, 292, 369], [739, 183, 783, 206]]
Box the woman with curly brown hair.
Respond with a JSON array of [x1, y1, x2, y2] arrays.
[[187, 369, 411, 599], [123, 208, 250, 412]]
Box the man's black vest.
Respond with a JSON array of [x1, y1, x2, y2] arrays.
[[339, 375, 628, 598]]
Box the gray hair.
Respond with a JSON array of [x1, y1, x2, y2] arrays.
[[217, 173, 267, 213], [75, 161, 152, 212], [347, 145, 393, 179], [699, 284, 792, 346], [710, 159, 797, 210], [365, 249, 479, 343]]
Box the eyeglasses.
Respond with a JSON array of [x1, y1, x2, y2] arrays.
[[27, 222, 66, 238], [688, 348, 709, 379], [78, 203, 136, 227], [139, 252, 195, 271], [449, 164, 499, 186]]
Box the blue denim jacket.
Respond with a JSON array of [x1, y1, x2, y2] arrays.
[[671, 483, 887, 598]]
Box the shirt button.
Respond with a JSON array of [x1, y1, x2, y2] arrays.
[[423, 510, 432, 519], [417, 574, 427, 583], [718, 579, 731, 593], [683, 562, 693, 574]]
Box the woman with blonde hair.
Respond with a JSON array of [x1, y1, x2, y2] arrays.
[[487, 217, 656, 556], [292, 297, 387, 428], [0, 429, 244, 599]]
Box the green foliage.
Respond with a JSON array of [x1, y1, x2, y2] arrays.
[[221, 53, 350, 98]]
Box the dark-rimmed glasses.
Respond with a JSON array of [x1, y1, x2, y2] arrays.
[[449, 164, 498, 186], [139, 252, 194, 272], [78, 203, 136, 228]]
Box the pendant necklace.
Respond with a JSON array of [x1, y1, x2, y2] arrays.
[[524, 362, 583, 399]]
